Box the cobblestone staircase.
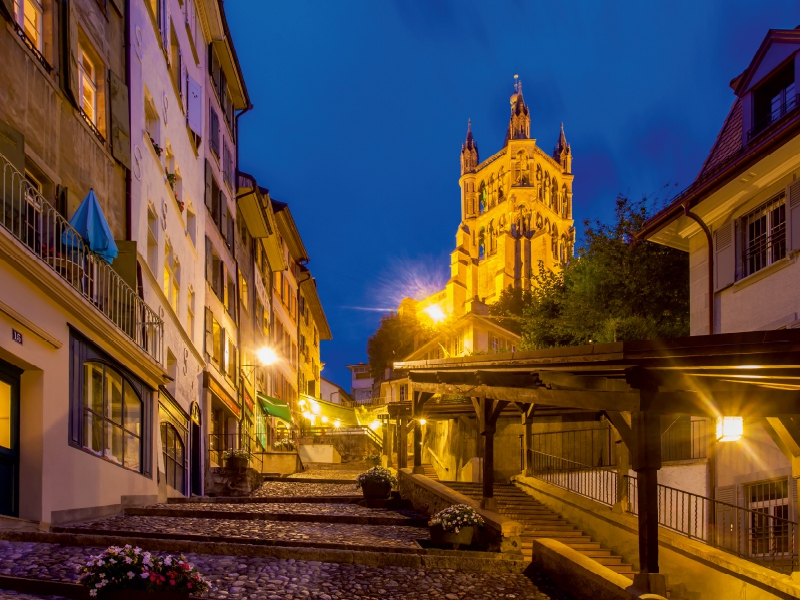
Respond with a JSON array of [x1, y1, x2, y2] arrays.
[[421, 463, 439, 481], [443, 481, 636, 579]]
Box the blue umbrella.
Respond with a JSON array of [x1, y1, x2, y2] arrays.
[[63, 189, 118, 264]]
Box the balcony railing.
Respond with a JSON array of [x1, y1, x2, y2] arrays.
[[626, 475, 798, 574], [532, 426, 617, 468], [1, 153, 163, 363], [661, 418, 709, 462], [531, 451, 618, 506], [209, 432, 299, 475], [747, 93, 800, 141]]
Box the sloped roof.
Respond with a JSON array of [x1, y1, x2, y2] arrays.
[[695, 98, 743, 181]]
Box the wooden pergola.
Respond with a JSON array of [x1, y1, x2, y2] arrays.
[[392, 330, 800, 592]]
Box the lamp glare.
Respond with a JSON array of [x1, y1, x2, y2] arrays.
[[422, 304, 446, 323], [369, 420, 381, 431], [419, 419, 427, 425], [256, 347, 278, 366], [716, 416, 744, 442]]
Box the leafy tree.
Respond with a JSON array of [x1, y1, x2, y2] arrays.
[[520, 195, 689, 349], [366, 311, 434, 378], [488, 286, 531, 334]]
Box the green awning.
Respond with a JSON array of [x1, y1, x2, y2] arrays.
[[257, 393, 293, 425]]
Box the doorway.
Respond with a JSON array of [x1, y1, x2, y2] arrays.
[[0, 361, 20, 517], [190, 402, 202, 496]]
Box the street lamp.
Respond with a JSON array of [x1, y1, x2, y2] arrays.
[[716, 416, 744, 442], [256, 346, 278, 366]]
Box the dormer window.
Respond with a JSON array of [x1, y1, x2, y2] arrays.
[[749, 60, 797, 141]]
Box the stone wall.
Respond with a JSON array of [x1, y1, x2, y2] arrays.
[[205, 467, 262, 497], [299, 433, 379, 462]]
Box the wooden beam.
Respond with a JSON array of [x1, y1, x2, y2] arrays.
[[660, 415, 682, 436], [603, 411, 632, 450], [489, 400, 510, 427], [410, 381, 641, 412]]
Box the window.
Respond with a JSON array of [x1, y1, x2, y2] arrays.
[[15, 0, 43, 52], [747, 478, 791, 557], [187, 288, 195, 340], [145, 94, 161, 148], [238, 269, 248, 313], [209, 104, 220, 157], [186, 207, 196, 247], [225, 271, 236, 320], [204, 308, 223, 367], [147, 205, 159, 274], [78, 46, 98, 126], [160, 421, 185, 493], [163, 241, 179, 313], [741, 193, 786, 278], [752, 60, 796, 140], [82, 362, 142, 472]]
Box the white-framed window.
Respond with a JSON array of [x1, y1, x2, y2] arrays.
[[187, 287, 195, 341], [78, 45, 98, 125], [15, 0, 43, 51], [164, 240, 179, 313], [147, 205, 159, 272], [741, 193, 786, 278]]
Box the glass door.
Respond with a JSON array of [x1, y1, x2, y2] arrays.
[[0, 364, 20, 517]]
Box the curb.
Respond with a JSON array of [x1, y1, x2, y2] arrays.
[[0, 530, 528, 574], [167, 496, 363, 505], [123, 506, 429, 527]]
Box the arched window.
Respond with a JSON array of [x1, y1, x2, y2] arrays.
[[551, 224, 559, 259], [478, 227, 485, 260], [562, 184, 569, 217], [551, 178, 558, 212], [161, 421, 186, 493], [479, 182, 486, 215], [82, 362, 142, 472]]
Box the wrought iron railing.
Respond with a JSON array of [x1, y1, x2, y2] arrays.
[[13, 24, 52, 73], [531, 451, 618, 506], [661, 418, 709, 462], [300, 425, 383, 448], [0, 153, 163, 363], [748, 93, 800, 141], [626, 476, 798, 574], [209, 432, 299, 474], [531, 426, 616, 467]]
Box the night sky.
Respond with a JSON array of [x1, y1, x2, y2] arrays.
[[227, 1, 800, 389]]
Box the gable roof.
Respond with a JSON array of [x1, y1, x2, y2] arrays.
[[732, 28, 800, 97]]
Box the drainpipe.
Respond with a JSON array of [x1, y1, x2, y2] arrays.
[[124, 0, 132, 241], [682, 204, 714, 335]]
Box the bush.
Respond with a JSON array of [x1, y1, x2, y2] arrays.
[[428, 504, 485, 533], [356, 466, 397, 489], [222, 448, 249, 460], [78, 545, 209, 597]]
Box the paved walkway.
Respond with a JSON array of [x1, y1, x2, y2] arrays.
[[0, 471, 575, 599], [0, 542, 550, 599]]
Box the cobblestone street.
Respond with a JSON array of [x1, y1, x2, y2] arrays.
[[0, 475, 575, 600]]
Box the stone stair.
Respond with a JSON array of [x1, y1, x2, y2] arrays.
[[421, 463, 439, 481], [443, 481, 636, 579]]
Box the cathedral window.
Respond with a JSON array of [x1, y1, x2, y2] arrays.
[[479, 182, 486, 215], [551, 178, 558, 211], [478, 227, 485, 260], [562, 184, 569, 217]]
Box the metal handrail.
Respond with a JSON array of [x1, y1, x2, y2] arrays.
[[625, 475, 798, 574], [1, 153, 163, 363], [426, 448, 449, 472], [531, 451, 618, 506], [300, 425, 383, 449]]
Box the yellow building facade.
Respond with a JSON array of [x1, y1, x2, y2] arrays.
[[398, 79, 575, 363]]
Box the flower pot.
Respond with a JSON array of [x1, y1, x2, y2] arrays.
[[430, 524, 474, 549], [360, 481, 391, 499], [225, 456, 248, 469]]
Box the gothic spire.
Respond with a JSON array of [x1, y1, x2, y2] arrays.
[[553, 122, 572, 173], [504, 75, 530, 146], [461, 119, 479, 175]]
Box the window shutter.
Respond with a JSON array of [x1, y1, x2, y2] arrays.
[[227, 211, 234, 248], [108, 70, 131, 169], [67, 4, 80, 107], [108, 0, 123, 16], [0, 0, 13, 22], [204, 307, 213, 356], [204, 160, 213, 211], [204, 236, 212, 282], [714, 222, 735, 291], [220, 70, 227, 111], [786, 180, 800, 253], [209, 106, 219, 156], [187, 74, 202, 137], [220, 200, 229, 242]]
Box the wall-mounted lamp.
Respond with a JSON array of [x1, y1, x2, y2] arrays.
[[419, 419, 427, 426], [716, 416, 744, 442]]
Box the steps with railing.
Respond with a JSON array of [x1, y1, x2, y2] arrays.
[[443, 481, 637, 578]]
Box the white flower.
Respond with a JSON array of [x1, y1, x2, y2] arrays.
[[128, 572, 135, 579], [141, 572, 150, 579], [125, 557, 132, 564], [89, 590, 97, 597], [164, 557, 172, 566]]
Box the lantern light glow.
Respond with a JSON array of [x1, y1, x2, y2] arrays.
[[716, 416, 744, 442], [422, 304, 446, 323]]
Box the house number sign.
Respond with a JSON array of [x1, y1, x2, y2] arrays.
[[11, 329, 22, 345]]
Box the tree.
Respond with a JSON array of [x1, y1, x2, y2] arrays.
[[366, 311, 434, 378], [488, 286, 531, 335], [520, 195, 689, 349]]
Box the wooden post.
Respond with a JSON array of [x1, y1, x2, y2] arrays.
[[397, 414, 406, 470], [631, 411, 666, 596], [483, 425, 495, 509], [413, 418, 423, 473], [472, 396, 508, 511]]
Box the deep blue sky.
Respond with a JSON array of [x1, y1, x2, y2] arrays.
[[228, 1, 799, 390]]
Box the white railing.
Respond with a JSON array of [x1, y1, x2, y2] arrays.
[[1, 153, 163, 363]]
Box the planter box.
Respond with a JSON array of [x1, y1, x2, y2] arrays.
[[225, 456, 248, 469], [361, 481, 391, 499], [430, 524, 474, 549]]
